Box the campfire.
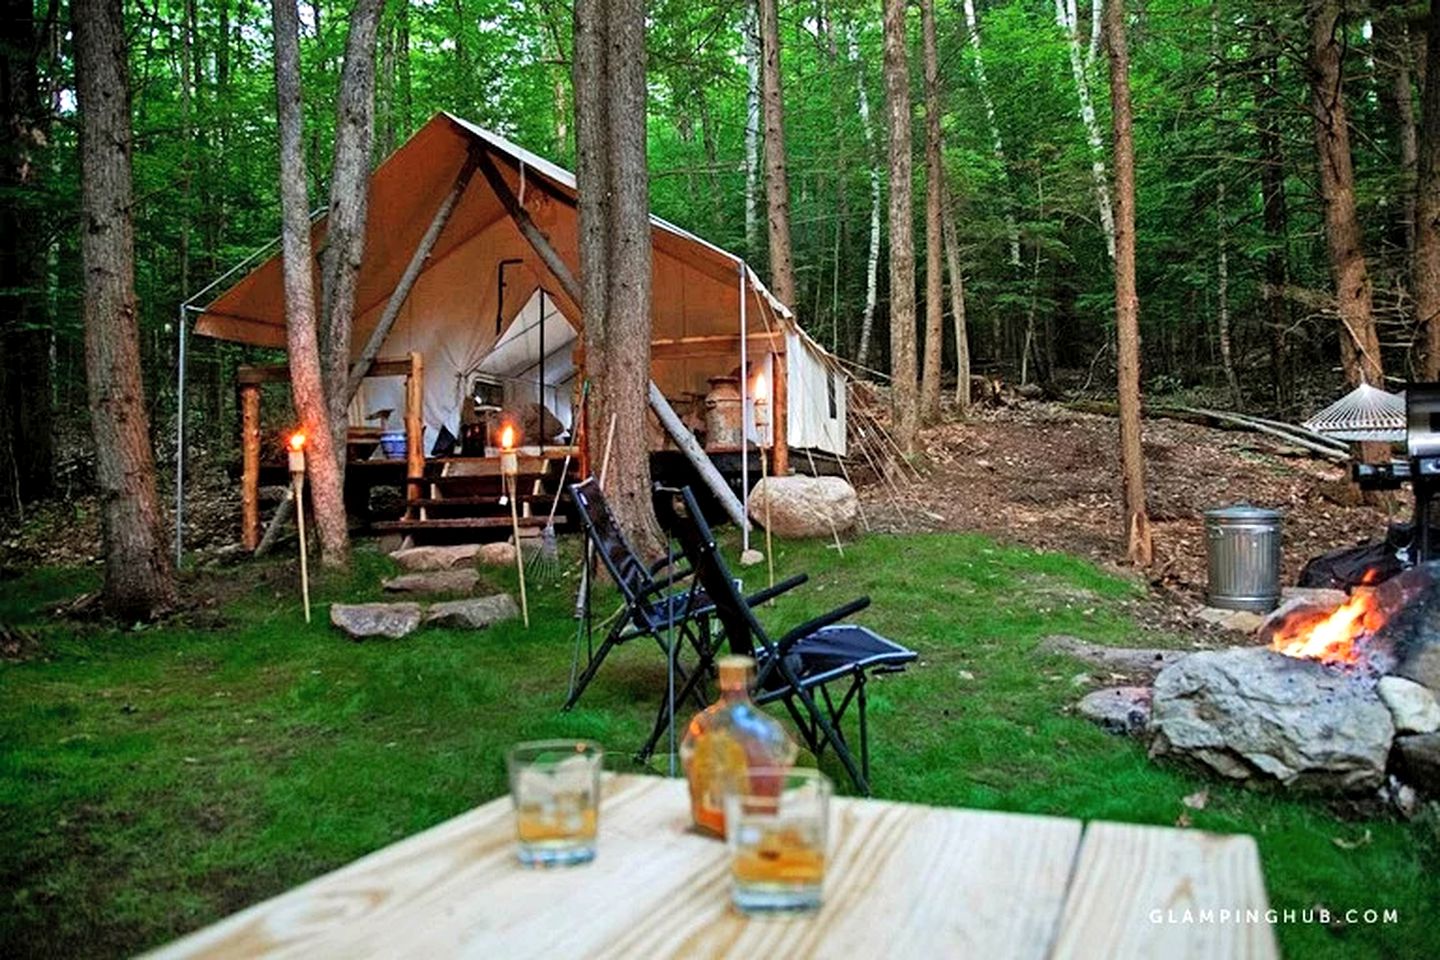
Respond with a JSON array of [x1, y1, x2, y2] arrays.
[[1267, 589, 1383, 668]]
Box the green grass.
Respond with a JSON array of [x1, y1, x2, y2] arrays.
[[2, 533, 1436, 958]]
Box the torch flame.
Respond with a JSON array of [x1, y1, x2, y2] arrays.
[[1268, 591, 1382, 667], [499, 424, 517, 450], [753, 371, 769, 402], [289, 433, 306, 451]]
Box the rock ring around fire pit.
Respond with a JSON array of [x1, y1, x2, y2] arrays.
[[1149, 647, 1395, 794]]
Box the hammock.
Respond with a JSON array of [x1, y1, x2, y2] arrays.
[[1301, 382, 1406, 442]]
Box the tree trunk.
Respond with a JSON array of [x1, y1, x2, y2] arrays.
[[318, 0, 384, 470], [1377, 9, 1418, 261], [1056, 0, 1116, 260], [1255, 31, 1290, 403], [272, 0, 350, 568], [73, 0, 176, 617], [758, 0, 795, 306], [883, 0, 918, 452], [961, 0, 1021, 268], [1309, 0, 1384, 392], [942, 183, 971, 413], [850, 25, 882, 369], [743, 2, 761, 260], [1105, 0, 1152, 567], [574, 0, 661, 555], [0, 0, 54, 505], [919, 0, 944, 424], [1417, 0, 1440, 378]]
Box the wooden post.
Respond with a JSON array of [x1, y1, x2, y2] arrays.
[[772, 349, 789, 476], [405, 351, 425, 515], [241, 383, 262, 550]]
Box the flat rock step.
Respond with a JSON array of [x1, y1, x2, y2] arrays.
[[331, 602, 424, 640], [390, 543, 480, 572], [382, 569, 482, 594]]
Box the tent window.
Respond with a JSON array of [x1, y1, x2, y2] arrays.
[[827, 369, 838, 419]]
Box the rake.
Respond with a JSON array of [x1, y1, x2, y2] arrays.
[[527, 381, 587, 583]]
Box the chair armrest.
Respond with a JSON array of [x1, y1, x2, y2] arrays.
[[742, 574, 808, 608], [775, 596, 872, 652], [648, 553, 691, 578], [636, 567, 696, 601]]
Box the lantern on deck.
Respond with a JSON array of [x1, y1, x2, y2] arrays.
[[499, 423, 519, 478]]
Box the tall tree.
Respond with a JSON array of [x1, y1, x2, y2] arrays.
[[758, 0, 795, 305], [0, 0, 54, 507], [1416, 0, 1440, 378], [1254, 26, 1290, 402], [1056, 0, 1116, 260], [851, 25, 882, 368], [961, 0, 1020, 268], [942, 183, 971, 414], [919, 0, 944, 423], [272, 0, 351, 567], [743, 2, 761, 259], [574, 0, 661, 553], [1308, 0, 1383, 392], [318, 0, 385, 468], [883, 0, 918, 451], [72, 0, 176, 616], [1105, 0, 1151, 566]]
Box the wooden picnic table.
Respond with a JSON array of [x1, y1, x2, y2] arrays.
[[149, 774, 1277, 960]]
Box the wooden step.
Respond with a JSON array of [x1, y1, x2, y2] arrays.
[[369, 516, 569, 532], [407, 494, 557, 508]]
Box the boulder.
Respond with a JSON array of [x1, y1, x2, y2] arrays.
[[425, 594, 520, 630], [1076, 686, 1152, 735], [748, 476, 859, 539], [1196, 606, 1265, 635], [1149, 646, 1394, 794], [1378, 676, 1440, 734], [476, 542, 518, 566], [382, 569, 481, 594], [330, 602, 423, 640], [1393, 733, 1440, 794], [389, 543, 480, 572], [1393, 643, 1440, 698]]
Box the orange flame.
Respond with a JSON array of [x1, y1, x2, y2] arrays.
[[1268, 590, 1384, 667], [289, 433, 306, 451], [753, 370, 769, 402], [499, 424, 517, 450]]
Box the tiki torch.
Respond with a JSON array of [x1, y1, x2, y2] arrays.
[[500, 423, 530, 627], [754, 369, 775, 590], [289, 432, 312, 624]]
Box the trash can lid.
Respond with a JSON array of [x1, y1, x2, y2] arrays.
[[1204, 503, 1283, 521]]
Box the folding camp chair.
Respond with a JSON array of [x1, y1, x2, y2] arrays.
[[659, 485, 917, 795], [564, 478, 717, 720]]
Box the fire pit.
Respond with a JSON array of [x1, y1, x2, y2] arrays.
[[1148, 564, 1440, 797]]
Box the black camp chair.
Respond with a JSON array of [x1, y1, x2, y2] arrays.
[[658, 485, 917, 795], [564, 477, 712, 716]]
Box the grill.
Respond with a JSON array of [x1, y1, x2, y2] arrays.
[[1352, 382, 1440, 562]]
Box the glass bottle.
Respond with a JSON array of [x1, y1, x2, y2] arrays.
[[680, 655, 798, 837]]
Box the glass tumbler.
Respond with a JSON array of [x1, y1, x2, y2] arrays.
[[507, 739, 603, 867], [723, 767, 831, 913]]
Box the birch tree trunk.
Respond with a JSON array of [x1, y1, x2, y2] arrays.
[[1416, 0, 1440, 378], [272, 0, 350, 568], [1308, 0, 1384, 392], [574, 0, 661, 554], [1105, 0, 1152, 567], [851, 26, 882, 369], [920, 0, 944, 423], [318, 0, 383, 470], [744, 2, 761, 259], [961, 0, 1021, 268], [883, 0, 918, 452], [1056, 0, 1116, 260], [73, 0, 176, 616], [759, 0, 795, 306]]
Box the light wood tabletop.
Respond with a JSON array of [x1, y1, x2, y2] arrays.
[[147, 774, 1277, 960]]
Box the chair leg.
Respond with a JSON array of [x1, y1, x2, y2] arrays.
[[563, 620, 626, 711], [637, 629, 715, 761], [858, 673, 870, 783], [787, 675, 869, 795]]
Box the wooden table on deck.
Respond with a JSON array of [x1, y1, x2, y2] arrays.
[[149, 775, 1277, 960]]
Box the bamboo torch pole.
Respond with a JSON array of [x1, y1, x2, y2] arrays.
[[500, 424, 529, 628], [288, 433, 311, 623], [754, 369, 774, 590]]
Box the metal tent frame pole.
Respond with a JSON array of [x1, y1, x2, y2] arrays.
[[739, 261, 750, 554]]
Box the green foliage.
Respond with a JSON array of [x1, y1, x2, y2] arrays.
[[1, 534, 1436, 957]]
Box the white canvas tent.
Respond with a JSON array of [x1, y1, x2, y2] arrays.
[[188, 112, 848, 462]]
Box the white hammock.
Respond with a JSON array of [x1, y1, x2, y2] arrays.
[[1301, 382, 1405, 442]]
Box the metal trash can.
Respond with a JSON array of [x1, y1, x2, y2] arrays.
[[1205, 504, 1283, 612]]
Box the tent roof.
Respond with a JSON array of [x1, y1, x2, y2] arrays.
[[192, 112, 794, 347]]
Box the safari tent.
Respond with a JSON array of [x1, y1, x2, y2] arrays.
[[187, 112, 847, 460]]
